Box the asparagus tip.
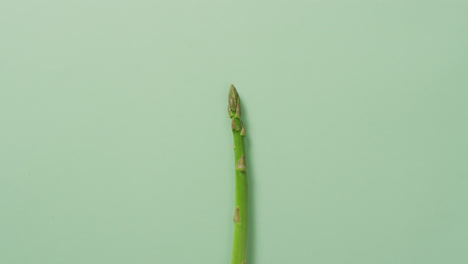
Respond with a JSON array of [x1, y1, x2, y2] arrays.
[[228, 84, 240, 118]]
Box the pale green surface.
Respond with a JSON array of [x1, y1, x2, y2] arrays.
[[1, 1, 468, 264]]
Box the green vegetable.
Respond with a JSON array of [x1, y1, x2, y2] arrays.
[[228, 84, 248, 264]]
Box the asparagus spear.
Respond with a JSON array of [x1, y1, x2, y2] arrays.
[[228, 84, 248, 264]]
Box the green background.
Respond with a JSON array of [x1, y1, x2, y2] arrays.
[[1, 1, 467, 264]]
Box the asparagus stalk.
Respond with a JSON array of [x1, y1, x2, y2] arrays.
[[228, 84, 248, 264]]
